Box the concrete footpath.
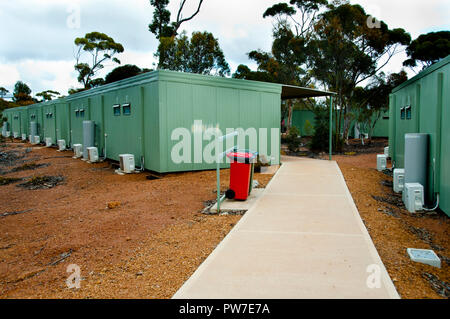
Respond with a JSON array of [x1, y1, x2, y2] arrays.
[[173, 156, 399, 299]]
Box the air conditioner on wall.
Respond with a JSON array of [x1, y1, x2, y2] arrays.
[[87, 147, 99, 163], [377, 154, 387, 171], [403, 183, 424, 213], [57, 139, 66, 151], [13, 132, 18, 138], [119, 154, 135, 173], [393, 168, 405, 193], [73, 144, 83, 158], [45, 137, 52, 147]]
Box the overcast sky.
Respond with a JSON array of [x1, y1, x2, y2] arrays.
[[0, 0, 449, 97]]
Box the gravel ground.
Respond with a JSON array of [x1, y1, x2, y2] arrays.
[[0, 141, 272, 298], [331, 143, 449, 299]]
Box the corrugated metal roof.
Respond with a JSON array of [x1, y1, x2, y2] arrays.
[[281, 84, 335, 99]]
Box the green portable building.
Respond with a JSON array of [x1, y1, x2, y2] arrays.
[[389, 55, 450, 216], [3, 70, 333, 173], [65, 70, 332, 172], [289, 109, 389, 138]]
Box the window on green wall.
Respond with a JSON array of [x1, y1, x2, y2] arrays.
[[75, 109, 80, 117], [122, 103, 131, 115], [406, 106, 411, 120], [113, 104, 121, 116], [80, 109, 85, 117], [400, 107, 405, 120]]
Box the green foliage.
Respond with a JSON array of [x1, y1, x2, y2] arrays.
[[304, 119, 314, 136], [310, 108, 329, 152], [148, 0, 172, 39], [74, 32, 124, 88], [286, 126, 302, 152], [36, 90, 60, 101], [13, 81, 34, 105], [307, 2, 410, 147], [0, 87, 9, 99], [403, 31, 450, 70], [149, 0, 205, 67], [156, 31, 230, 76], [105, 64, 143, 84]]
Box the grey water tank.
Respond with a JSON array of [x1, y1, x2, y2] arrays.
[[404, 133, 428, 191], [29, 121, 37, 143], [82, 120, 95, 160]]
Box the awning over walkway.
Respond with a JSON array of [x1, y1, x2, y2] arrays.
[[281, 84, 335, 100]]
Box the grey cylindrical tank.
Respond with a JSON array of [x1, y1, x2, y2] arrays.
[[83, 120, 95, 160], [30, 121, 37, 143], [404, 133, 428, 191]]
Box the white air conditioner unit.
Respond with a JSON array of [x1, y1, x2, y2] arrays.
[[45, 137, 52, 147], [87, 147, 99, 163], [13, 132, 18, 138], [403, 183, 424, 213], [73, 144, 83, 158], [5, 131, 10, 138], [57, 139, 66, 151], [384, 146, 389, 158], [119, 154, 135, 173], [393, 168, 405, 193], [377, 154, 387, 171], [21, 134, 27, 141], [34, 135, 40, 144]]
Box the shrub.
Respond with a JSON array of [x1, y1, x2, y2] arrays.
[[286, 126, 301, 152], [304, 119, 314, 136], [310, 108, 329, 152]]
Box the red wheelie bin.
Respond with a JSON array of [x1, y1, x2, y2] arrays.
[[225, 150, 257, 201]]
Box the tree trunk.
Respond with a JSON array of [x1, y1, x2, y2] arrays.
[[287, 100, 293, 131]]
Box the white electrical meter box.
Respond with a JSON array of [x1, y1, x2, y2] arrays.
[[384, 146, 389, 158], [119, 154, 135, 173], [377, 154, 387, 171], [87, 147, 99, 163], [34, 135, 40, 144], [5, 131, 10, 138], [57, 139, 66, 151], [29, 135, 33, 143], [21, 134, 27, 141], [403, 183, 424, 213], [73, 144, 83, 158], [13, 132, 18, 138], [393, 168, 405, 193]]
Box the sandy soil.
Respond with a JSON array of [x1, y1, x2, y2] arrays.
[[0, 140, 272, 298], [332, 142, 449, 299], [1, 138, 448, 299]]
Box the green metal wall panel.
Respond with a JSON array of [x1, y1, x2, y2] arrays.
[[69, 97, 90, 146], [103, 85, 144, 166], [55, 101, 70, 143], [158, 72, 281, 173], [42, 104, 56, 144]]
